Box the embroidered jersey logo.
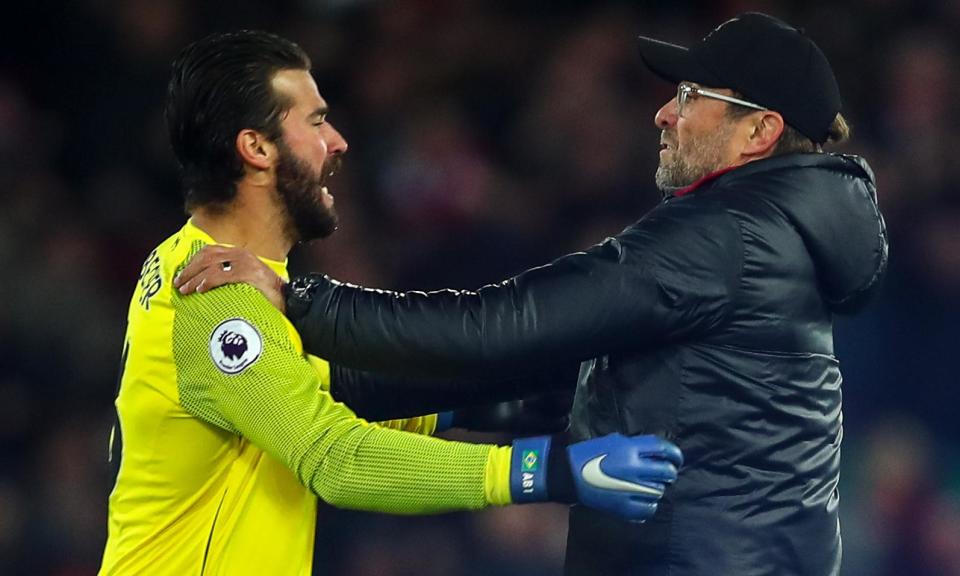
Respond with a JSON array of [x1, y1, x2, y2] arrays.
[[580, 454, 663, 496], [209, 318, 262, 374]]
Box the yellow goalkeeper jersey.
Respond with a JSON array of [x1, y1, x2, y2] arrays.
[[100, 220, 512, 576]]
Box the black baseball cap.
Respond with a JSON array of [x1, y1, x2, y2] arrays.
[[637, 13, 841, 143]]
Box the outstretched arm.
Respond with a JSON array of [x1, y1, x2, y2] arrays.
[[176, 237, 681, 378], [175, 202, 741, 379], [284, 206, 740, 377]]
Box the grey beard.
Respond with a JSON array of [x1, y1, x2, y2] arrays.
[[654, 166, 684, 193], [655, 138, 731, 192], [655, 121, 735, 193], [655, 163, 696, 193]]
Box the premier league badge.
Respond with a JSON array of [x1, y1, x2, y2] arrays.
[[209, 318, 263, 374]]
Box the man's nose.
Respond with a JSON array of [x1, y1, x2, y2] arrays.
[[325, 124, 348, 155], [655, 98, 679, 130]]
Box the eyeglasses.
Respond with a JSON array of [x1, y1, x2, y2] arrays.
[[676, 82, 767, 117]]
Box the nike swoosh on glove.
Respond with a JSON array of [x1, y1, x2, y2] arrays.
[[566, 433, 683, 523]]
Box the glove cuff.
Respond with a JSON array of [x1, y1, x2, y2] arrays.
[[509, 436, 551, 503]]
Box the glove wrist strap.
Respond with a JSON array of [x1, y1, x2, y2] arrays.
[[546, 438, 576, 503], [510, 436, 551, 503]]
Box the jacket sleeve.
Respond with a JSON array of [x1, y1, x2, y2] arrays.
[[291, 199, 742, 378]]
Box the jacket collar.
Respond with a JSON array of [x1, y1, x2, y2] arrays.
[[665, 153, 875, 198], [672, 166, 739, 197]]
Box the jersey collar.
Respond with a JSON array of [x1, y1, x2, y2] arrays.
[[183, 219, 290, 281]]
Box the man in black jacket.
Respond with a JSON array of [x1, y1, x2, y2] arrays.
[[176, 13, 888, 576]]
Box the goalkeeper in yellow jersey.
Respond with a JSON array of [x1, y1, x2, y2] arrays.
[[99, 30, 683, 576]]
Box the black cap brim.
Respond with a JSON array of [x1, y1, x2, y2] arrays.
[[636, 35, 723, 86]]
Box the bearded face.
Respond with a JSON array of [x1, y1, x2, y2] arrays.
[[274, 137, 341, 243], [655, 118, 736, 192]]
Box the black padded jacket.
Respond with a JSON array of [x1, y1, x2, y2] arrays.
[[294, 153, 888, 576]]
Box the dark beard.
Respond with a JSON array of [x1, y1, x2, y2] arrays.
[[275, 140, 340, 243]]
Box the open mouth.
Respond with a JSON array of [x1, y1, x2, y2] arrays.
[[319, 186, 335, 208], [319, 157, 342, 206], [660, 131, 676, 151]]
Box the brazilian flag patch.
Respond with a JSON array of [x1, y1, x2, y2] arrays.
[[522, 449, 539, 472]]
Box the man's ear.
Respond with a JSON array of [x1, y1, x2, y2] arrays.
[[744, 111, 785, 157], [236, 129, 276, 171]]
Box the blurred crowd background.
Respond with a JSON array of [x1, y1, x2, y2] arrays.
[[2, 0, 959, 574]]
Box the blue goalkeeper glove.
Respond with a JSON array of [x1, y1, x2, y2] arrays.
[[510, 433, 682, 522]]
